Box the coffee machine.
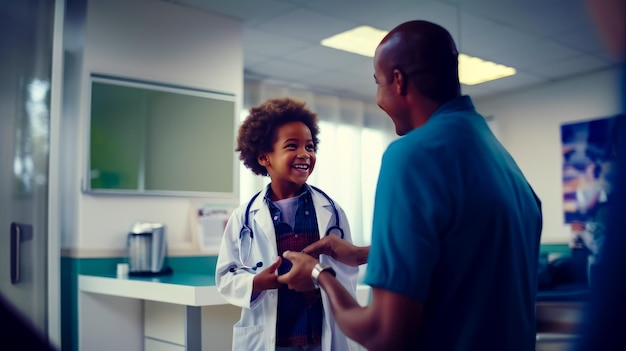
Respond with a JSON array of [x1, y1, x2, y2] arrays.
[[126, 221, 172, 276]]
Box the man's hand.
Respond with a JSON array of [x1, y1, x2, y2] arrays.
[[277, 250, 319, 291], [303, 235, 368, 267], [252, 256, 282, 294]]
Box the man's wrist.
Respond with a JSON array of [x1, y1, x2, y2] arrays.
[[356, 246, 370, 266], [311, 263, 336, 288]]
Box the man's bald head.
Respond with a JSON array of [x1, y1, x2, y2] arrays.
[[376, 20, 461, 102]]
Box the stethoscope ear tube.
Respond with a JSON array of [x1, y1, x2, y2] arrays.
[[310, 185, 344, 239]]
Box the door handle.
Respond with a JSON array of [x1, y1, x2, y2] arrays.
[[10, 223, 21, 284], [10, 222, 33, 284]]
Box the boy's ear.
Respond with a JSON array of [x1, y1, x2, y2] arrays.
[[258, 153, 269, 166]]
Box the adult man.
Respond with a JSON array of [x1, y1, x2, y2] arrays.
[[278, 20, 543, 351]]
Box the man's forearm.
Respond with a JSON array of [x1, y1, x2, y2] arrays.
[[355, 245, 370, 266], [318, 271, 377, 347]]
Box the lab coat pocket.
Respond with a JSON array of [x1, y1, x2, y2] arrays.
[[232, 324, 265, 351]]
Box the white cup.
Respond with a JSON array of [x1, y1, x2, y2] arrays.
[[117, 263, 129, 278]]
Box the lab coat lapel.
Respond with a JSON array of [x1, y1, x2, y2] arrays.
[[249, 188, 278, 254], [311, 187, 333, 238]]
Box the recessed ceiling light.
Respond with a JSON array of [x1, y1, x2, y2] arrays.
[[321, 26, 516, 85], [321, 25, 387, 58], [458, 54, 516, 85]]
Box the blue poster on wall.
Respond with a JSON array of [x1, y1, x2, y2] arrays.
[[561, 115, 620, 224]]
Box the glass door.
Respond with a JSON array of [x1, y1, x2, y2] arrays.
[[0, 0, 56, 344]]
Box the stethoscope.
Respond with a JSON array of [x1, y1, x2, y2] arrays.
[[229, 185, 344, 272]]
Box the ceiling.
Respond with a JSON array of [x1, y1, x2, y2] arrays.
[[164, 0, 617, 101]]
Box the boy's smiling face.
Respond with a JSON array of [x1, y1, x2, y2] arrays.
[[258, 121, 316, 199]]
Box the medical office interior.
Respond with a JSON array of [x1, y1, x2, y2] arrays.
[[1, 0, 623, 350]]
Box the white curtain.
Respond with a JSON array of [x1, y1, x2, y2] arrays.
[[240, 80, 397, 247]]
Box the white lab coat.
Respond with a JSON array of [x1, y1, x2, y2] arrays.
[[216, 185, 359, 351]]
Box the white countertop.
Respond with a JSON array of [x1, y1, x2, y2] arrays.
[[79, 273, 371, 307], [79, 272, 227, 306]]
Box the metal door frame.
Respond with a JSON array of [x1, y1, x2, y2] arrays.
[[48, 0, 64, 347]]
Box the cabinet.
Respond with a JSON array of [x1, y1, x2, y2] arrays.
[[144, 301, 191, 351], [78, 273, 239, 350], [143, 301, 241, 351]]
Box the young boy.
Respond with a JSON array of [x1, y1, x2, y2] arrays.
[[215, 97, 359, 351]]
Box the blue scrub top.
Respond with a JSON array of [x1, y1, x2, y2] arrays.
[[364, 95, 542, 351]]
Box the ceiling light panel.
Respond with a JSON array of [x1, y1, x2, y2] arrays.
[[321, 25, 388, 58], [321, 26, 517, 85]]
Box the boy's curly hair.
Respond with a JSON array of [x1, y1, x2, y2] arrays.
[[237, 97, 320, 176]]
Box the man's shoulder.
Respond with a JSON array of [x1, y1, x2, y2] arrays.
[[385, 118, 463, 155]]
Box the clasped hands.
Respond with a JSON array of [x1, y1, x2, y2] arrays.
[[254, 235, 357, 292]]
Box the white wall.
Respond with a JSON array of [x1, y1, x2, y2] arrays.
[[62, 0, 243, 254], [475, 67, 621, 243]]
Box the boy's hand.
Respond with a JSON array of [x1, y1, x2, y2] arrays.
[[252, 257, 282, 293]]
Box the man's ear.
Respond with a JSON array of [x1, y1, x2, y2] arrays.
[[393, 68, 407, 95], [258, 153, 269, 166]]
